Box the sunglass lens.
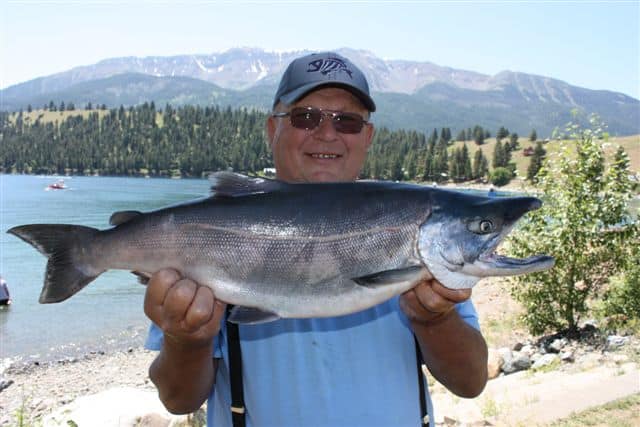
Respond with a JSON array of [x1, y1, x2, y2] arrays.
[[333, 113, 363, 134], [290, 108, 321, 130]]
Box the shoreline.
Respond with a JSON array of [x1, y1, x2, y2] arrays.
[[1, 323, 150, 372], [0, 346, 158, 426]]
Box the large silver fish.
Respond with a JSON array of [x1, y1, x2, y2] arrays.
[[8, 172, 553, 324]]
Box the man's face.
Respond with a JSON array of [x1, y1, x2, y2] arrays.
[[267, 87, 375, 183]]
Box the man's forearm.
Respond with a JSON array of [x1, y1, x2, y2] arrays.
[[412, 310, 488, 398], [149, 336, 217, 414]]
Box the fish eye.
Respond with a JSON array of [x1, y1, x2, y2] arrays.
[[479, 220, 494, 233], [467, 219, 496, 234]]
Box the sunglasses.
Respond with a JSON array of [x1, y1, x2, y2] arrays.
[[272, 107, 369, 134]]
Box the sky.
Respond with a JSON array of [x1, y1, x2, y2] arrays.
[[1, 1, 639, 99]]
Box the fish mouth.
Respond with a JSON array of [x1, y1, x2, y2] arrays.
[[476, 251, 555, 276]]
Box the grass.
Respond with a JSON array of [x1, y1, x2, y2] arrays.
[[451, 134, 639, 177], [548, 393, 640, 427], [481, 396, 502, 418]]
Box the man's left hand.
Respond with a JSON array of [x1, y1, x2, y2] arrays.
[[400, 279, 472, 325]]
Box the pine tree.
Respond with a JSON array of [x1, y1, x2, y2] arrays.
[[526, 141, 546, 182], [493, 140, 505, 168], [472, 148, 488, 180], [509, 133, 519, 150], [496, 126, 509, 140], [529, 129, 537, 142], [473, 125, 485, 145]]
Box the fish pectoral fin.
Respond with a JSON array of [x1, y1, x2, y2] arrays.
[[353, 266, 428, 289], [227, 306, 281, 324], [109, 210, 143, 226], [131, 271, 152, 285]]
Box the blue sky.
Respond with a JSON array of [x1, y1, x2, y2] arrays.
[[2, 1, 639, 99]]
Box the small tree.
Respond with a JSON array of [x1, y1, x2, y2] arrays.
[[529, 129, 537, 142], [507, 115, 635, 335], [472, 148, 489, 180], [496, 126, 509, 140], [490, 167, 512, 186], [526, 141, 546, 182]]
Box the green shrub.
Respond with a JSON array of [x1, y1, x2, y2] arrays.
[[490, 167, 512, 186], [507, 115, 636, 335], [599, 236, 640, 329]]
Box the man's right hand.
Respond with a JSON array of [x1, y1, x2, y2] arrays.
[[143, 268, 226, 348], [144, 268, 225, 414]]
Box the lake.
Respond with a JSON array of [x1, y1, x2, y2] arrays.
[[0, 174, 210, 364]]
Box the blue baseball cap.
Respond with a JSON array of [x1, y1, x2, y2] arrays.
[[273, 52, 376, 112]]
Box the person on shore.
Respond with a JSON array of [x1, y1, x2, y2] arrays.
[[144, 51, 488, 427], [0, 275, 11, 306]]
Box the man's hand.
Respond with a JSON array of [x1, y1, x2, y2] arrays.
[[144, 268, 226, 348], [144, 268, 226, 414], [400, 278, 472, 325]]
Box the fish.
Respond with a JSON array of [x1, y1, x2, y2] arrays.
[[7, 172, 554, 324]]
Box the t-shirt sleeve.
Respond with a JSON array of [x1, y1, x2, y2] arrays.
[[144, 322, 224, 358], [454, 300, 481, 331]]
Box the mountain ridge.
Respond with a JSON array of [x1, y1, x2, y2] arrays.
[[2, 47, 638, 137]]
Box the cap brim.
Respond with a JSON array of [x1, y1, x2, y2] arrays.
[[277, 81, 376, 112]]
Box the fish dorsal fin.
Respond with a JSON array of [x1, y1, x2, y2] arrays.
[[109, 210, 143, 226], [208, 171, 286, 197]]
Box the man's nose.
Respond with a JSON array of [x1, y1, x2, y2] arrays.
[[313, 115, 338, 140]]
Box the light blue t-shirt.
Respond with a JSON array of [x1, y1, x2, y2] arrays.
[[146, 296, 480, 427]]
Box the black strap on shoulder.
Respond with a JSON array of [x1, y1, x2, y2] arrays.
[[415, 336, 429, 427], [226, 306, 246, 427]]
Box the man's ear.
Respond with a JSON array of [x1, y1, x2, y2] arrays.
[[364, 123, 375, 150]]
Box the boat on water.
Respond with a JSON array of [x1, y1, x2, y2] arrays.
[[46, 179, 67, 190]]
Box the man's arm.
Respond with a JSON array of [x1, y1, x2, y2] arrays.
[[144, 269, 227, 414], [400, 280, 488, 398]]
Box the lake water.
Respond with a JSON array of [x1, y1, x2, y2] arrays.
[[0, 174, 210, 364]]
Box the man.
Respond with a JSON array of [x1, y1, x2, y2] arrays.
[[0, 275, 11, 306], [145, 51, 488, 426]]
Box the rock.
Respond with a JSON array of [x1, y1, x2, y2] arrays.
[[487, 349, 504, 379], [43, 386, 176, 426], [532, 353, 559, 370], [520, 344, 536, 357], [499, 348, 516, 374], [512, 342, 524, 352], [502, 350, 531, 374], [512, 352, 532, 371], [606, 335, 629, 350], [0, 377, 14, 392], [560, 350, 575, 363], [548, 338, 567, 353], [530, 352, 542, 364]]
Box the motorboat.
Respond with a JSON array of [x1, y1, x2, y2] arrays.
[[46, 179, 67, 190]]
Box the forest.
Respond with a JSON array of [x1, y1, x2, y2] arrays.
[[0, 103, 532, 184]]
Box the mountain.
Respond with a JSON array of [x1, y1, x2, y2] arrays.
[[2, 47, 638, 136]]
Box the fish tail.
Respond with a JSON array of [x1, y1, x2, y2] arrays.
[[7, 224, 102, 303]]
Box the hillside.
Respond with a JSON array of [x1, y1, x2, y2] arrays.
[[451, 134, 640, 177]]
